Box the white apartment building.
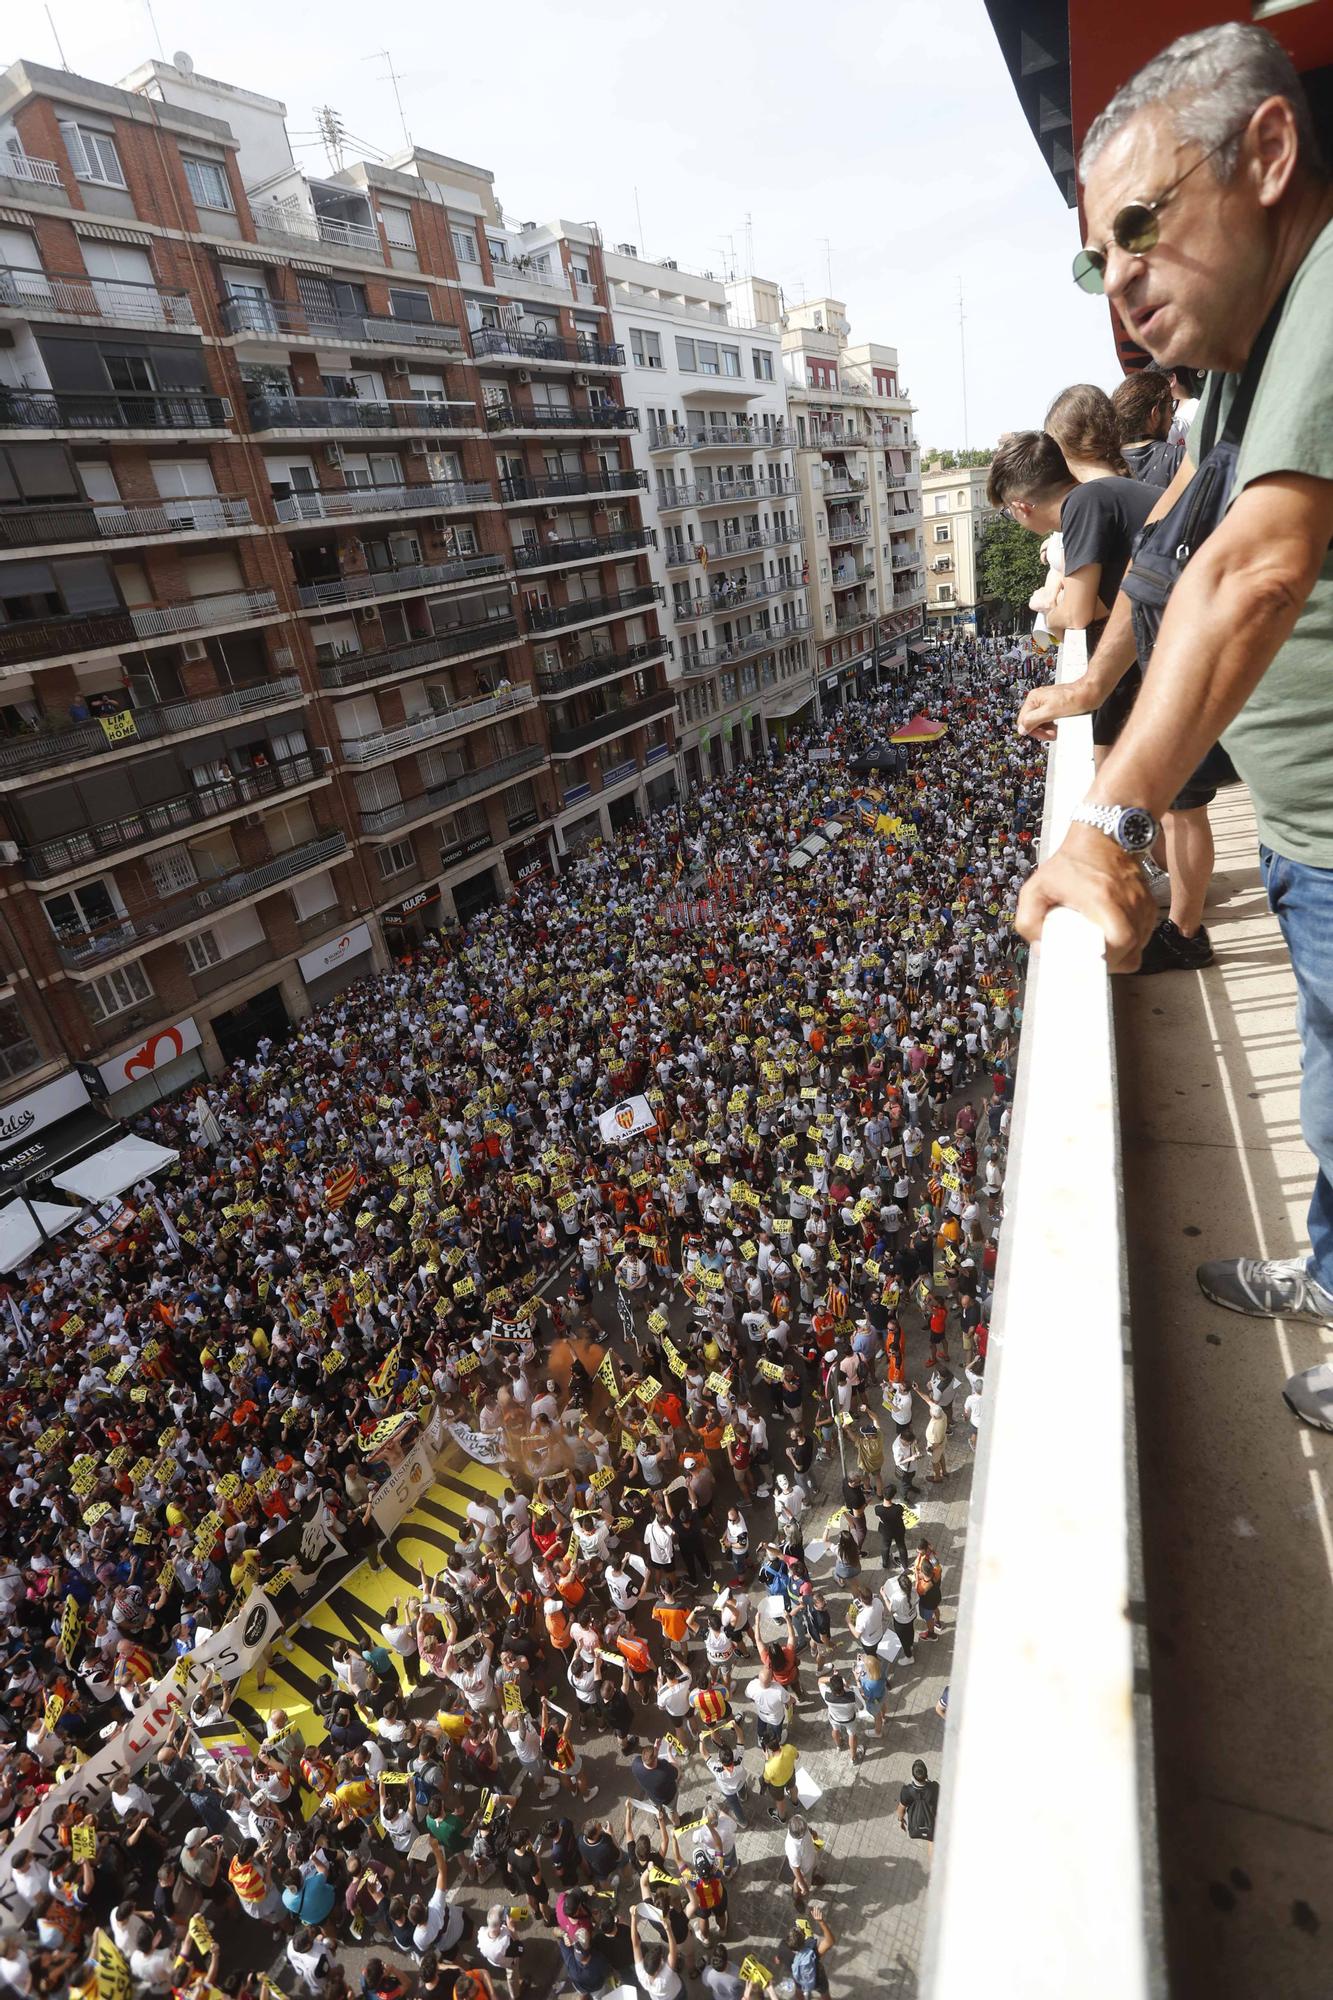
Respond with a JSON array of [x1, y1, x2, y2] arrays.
[[607, 253, 813, 786], [781, 299, 925, 711], [920, 461, 998, 634]]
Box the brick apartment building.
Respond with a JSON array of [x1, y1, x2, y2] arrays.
[[0, 55, 673, 1146]]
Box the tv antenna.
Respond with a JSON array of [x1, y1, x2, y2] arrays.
[[958, 276, 970, 447], [366, 50, 411, 150]]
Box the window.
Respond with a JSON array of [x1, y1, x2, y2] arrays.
[[388, 286, 432, 324], [380, 204, 415, 250], [934, 524, 951, 543], [675, 337, 696, 373], [87, 962, 152, 1024], [721, 346, 741, 378], [630, 328, 663, 369], [450, 227, 480, 266], [104, 356, 155, 395], [937, 584, 955, 602], [181, 156, 233, 212], [41, 881, 118, 941], [58, 121, 126, 188], [934, 494, 950, 513], [377, 839, 415, 878], [751, 349, 774, 382], [697, 340, 719, 376], [0, 1000, 39, 1084], [183, 930, 222, 973], [504, 779, 538, 829], [486, 239, 508, 264]]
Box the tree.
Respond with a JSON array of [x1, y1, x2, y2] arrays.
[[976, 515, 1046, 620], [923, 447, 994, 470]]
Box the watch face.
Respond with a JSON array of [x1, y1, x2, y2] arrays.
[[1117, 807, 1156, 853]]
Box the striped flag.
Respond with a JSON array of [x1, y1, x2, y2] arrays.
[[368, 1340, 401, 1398], [324, 1162, 360, 1211]]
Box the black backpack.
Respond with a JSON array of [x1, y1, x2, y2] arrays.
[[906, 1778, 939, 1840], [1120, 295, 1287, 787]]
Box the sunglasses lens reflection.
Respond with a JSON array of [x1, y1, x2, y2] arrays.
[[1072, 249, 1105, 294]]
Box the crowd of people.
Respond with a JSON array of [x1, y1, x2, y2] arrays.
[[0, 639, 1044, 2000]]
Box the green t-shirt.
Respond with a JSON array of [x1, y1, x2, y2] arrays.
[[1189, 215, 1333, 865]]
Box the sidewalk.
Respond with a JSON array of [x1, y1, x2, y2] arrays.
[[1117, 786, 1333, 2000]]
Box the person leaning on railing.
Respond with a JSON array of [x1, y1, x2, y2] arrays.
[[1013, 21, 1333, 1431]]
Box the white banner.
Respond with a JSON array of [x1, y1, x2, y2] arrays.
[[98, 1017, 201, 1093], [596, 1094, 657, 1146], [446, 1418, 508, 1467], [371, 1407, 447, 1534], [298, 922, 372, 983], [0, 1584, 282, 1916]]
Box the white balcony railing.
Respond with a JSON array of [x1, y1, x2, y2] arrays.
[[251, 203, 380, 254], [0, 152, 63, 187], [338, 684, 533, 764], [922, 629, 1154, 2000], [129, 587, 279, 639]]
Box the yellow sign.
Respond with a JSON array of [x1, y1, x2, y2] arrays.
[[96, 708, 139, 746]]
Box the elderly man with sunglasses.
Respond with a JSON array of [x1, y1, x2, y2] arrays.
[[1013, 21, 1333, 1429]]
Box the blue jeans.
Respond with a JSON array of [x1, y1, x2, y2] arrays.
[[1259, 847, 1333, 1293]]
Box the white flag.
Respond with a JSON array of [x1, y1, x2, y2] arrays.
[[596, 1095, 656, 1146]]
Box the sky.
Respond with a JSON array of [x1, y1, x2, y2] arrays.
[[7, 0, 1119, 447]]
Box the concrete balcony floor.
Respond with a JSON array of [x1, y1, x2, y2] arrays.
[[1118, 785, 1333, 2000]]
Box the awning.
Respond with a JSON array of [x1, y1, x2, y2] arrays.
[[0, 1198, 83, 1272], [890, 713, 949, 744], [52, 1134, 178, 1204], [0, 1105, 118, 1195]]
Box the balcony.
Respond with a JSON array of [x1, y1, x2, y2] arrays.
[[19, 751, 325, 878], [648, 421, 786, 453], [526, 584, 661, 633], [0, 675, 304, 783], [246, 393, 478, 435], [833, 607, 873, 633], [498, 469, 646, 504], [484, 402, 638, 434], [56, 831, 349, 972], [339, 684, 534, 766], [359, 743, 546, 837], [671, 577, 802, 626], [664, 528, 799, 570], [294, 553, 505, 611], [470, 328, 624, 368], [251, 203, 382, 257], [825, 472, 868, 496], [656, 475, 800, 513], [513, 529, 653, 572], [548, 688, 676, 758], [316, 618, 521, 690], [831, 565, 874, 588], [891, 547, 921, 571], [0, 495, 253, 552], [0, 152, 63, 188], [534, 638, 668, 698], [0, 587, 279, 669], [828, 514, 869, 542], [0, 388, 230, 435], [220, 295, 464, 354], [272, 480, 492, 526], [0, 266, 198, 330], [680, 617, 811, 673]]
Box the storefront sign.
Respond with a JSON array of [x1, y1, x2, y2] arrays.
[[0, 1071, 90, 1148], [298, 922, 372, 983], [97, 1017, 201, 1094]]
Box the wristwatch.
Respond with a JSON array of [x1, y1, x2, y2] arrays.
[[1069, 802, 1160, 854]]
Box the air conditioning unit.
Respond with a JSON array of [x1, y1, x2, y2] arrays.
[[408, 440, 430, 458], [180, 638, 208, 662], [429, 516, 447, 533], [388, 356, 410, 375], [575, 373, 590, 387], [541, 508, 559, 521], [661, 258, 678, 270], [325, 443, 344, 466], [356, 606, 379, 621], [517, 369, 531, 385], [0, 841, 18, 865]]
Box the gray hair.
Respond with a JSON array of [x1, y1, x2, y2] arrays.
[[1080, 22, 1325, 185]]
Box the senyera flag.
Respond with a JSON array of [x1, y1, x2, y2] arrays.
[[597, 1095, 657, 1146], [324, 1162, 361, 1210]]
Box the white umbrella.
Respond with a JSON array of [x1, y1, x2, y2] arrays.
[[0, 1198, 83, 1272]]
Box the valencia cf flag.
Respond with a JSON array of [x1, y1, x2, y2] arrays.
[[324, 1162, 360, 1211]]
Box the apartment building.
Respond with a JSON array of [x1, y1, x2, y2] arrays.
[[920, 459, 997, 634], [781, 299, 925, 709], [0, 54, 671, 1136], [608, 254, 812, 784]]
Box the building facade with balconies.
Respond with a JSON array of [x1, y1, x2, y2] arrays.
[[608, 254, 811, 788], [919, 460, 997, 634], [0, 53, 672, 1114], [780, 297, 926, 705]]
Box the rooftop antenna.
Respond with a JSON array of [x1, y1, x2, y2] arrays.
[[366, 50, 411, 150], [745, 210, 754, 278], [143, 0, 166, 58], [822, 237, 833, 296], [958, 275, 970, 447], [43, 3, 69, 67], [634, 186, 646, 259], [315, 105, 347, 174]]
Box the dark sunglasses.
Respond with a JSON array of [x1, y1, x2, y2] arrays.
[[1072, 123, 1251, 294]]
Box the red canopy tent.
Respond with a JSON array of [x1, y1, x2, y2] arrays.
[[889, 714, 949, 744]]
